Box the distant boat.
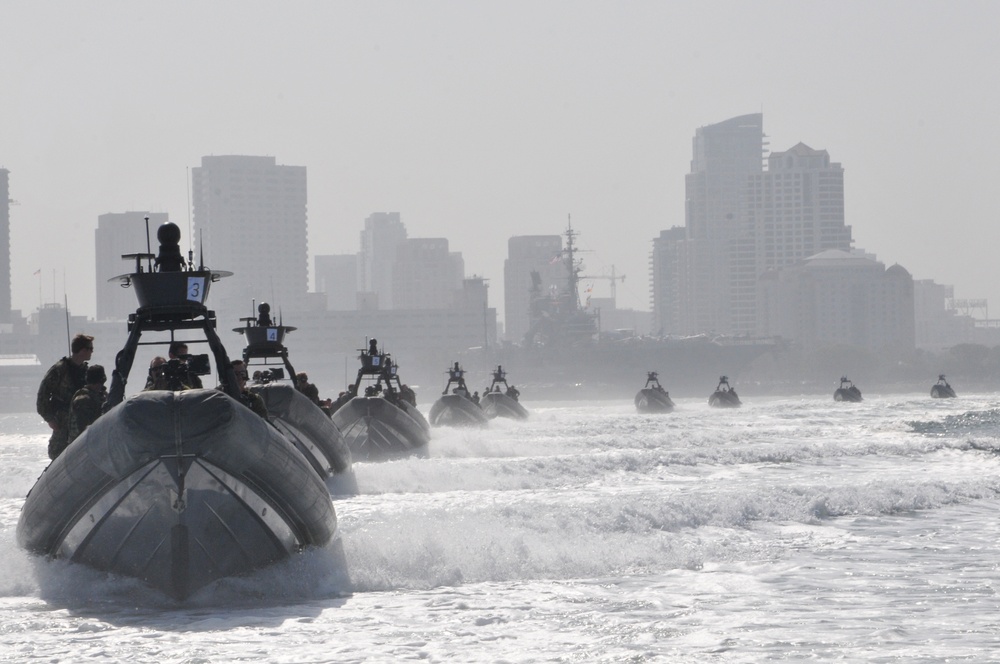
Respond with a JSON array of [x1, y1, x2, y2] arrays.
[[834, 376, 863, 402], [234, 302, 352, 480], [930, 374, 957, 399], [479, 365, 529, 420], [429, 361, 489, 427], [635, 371, 674, 414], [330, 339, 430, 460], [708, 375, 741, 408]]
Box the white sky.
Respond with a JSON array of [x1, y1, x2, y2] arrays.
[[2, 1, 998, 322]]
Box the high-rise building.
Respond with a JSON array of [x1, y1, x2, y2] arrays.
[[315, 254, 359, 311], [685, 113, 765, 334], [391, 238, 464, 310], [741, 142, 851, 332], [359, 212, 407, 310], [649, 227, 685, 336], [0, 168, 10, 323], [504, 235, 563, 343], [95, 212, 169, 321], [191, 155, 308, 323], [652, 114, 854, 338], [651, 113, 766, 336]]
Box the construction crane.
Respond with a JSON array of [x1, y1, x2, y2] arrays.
[[580, 265, 626, 306]]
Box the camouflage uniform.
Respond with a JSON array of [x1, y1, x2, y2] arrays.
[[68, 385, 107, 444], [36, 357, 88, 460], [296, 380, 321, 406], [240, 389, 269, 419]]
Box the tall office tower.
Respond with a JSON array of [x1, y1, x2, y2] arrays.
[[391, 238, 464, 310], [191, 155, 308, 322], [744, 142, 851, 333], [315, 254, 359, 311], [649, 227, 686, 336], [504, 235, 563, 343], [95, 212, 169, 321], [683, 113, 766, 335], [0, 168, 10, 323], [359, 212, 407, 310]]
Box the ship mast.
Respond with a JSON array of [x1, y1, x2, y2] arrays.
[[564, 214, 582, 313]]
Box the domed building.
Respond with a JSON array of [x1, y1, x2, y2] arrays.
[[757, 249, 915, 351]]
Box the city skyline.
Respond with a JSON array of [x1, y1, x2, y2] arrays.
[[3, 2, 999, 324]]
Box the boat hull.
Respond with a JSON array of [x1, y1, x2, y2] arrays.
[[17, 389, 337, 600], [709, 391, 742, 408], [252, 383, 352, 477], [635, 388, 674, 414], [429, 394, 489, 427], [834, 388, 863, 402], [480, 392, 529, 420], [331, 396, 430, 460], [930, 385, 957, 398], [398, 399, 432, 435]]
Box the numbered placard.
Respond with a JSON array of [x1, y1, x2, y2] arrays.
[[186, 276, 206, 303], [267, 328, 278, 342]]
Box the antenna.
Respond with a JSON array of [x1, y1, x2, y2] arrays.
[[186, 167, 194, 268], [144, 215, 153, 271], [64, 292, 71, 356]]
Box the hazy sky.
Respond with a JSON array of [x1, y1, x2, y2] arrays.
[[3, 1, 999, 322]]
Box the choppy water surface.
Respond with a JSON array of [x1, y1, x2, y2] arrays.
[[2, 392, 1000, 662]]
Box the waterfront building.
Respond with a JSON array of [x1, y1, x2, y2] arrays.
[[0, 168, 10, 324], [359, 212, 407, 310], [391, 238, 464, 310], [652, 114, 854, 339], [191, 155, 308, 323], [314, 254, 358, 311], [651, 114, 765, 336], [757, 249, 915, 351]]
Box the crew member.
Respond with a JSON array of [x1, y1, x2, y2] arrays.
[[230, 360, 268, 418], [295, 372, 322, 406], [167, 341, 203, 388], [36, 333, 93, 460], [68, 364, 108, 444]]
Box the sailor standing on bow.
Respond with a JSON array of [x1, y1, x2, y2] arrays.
[[36, 334, 93, 460]]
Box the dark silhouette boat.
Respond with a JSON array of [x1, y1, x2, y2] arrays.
[[930, 374, 957, 399], [429, 362, 489, 427], [233, 303, 352, 481], [635, 371, 674, 413], [479, 365, 529, 420], [708, 375, 742, 408], [834, 376, 863, 402], [330, 339, 430, 460], [17, 220, 338, 600]]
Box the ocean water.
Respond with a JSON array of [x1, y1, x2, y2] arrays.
[[2, 392, 1000, 662]]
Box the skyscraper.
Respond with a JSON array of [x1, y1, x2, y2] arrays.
[[652, 114, 853, 337], [95, 212, 169, 321], [683, 113, 765, 335], [742, 142, 851, 332], [358, 212, 407, 310], [191, 155, 308, 323], [0, 168, 10, 323], [391, 238, 464, 310], [314, 254, 359, 311]]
